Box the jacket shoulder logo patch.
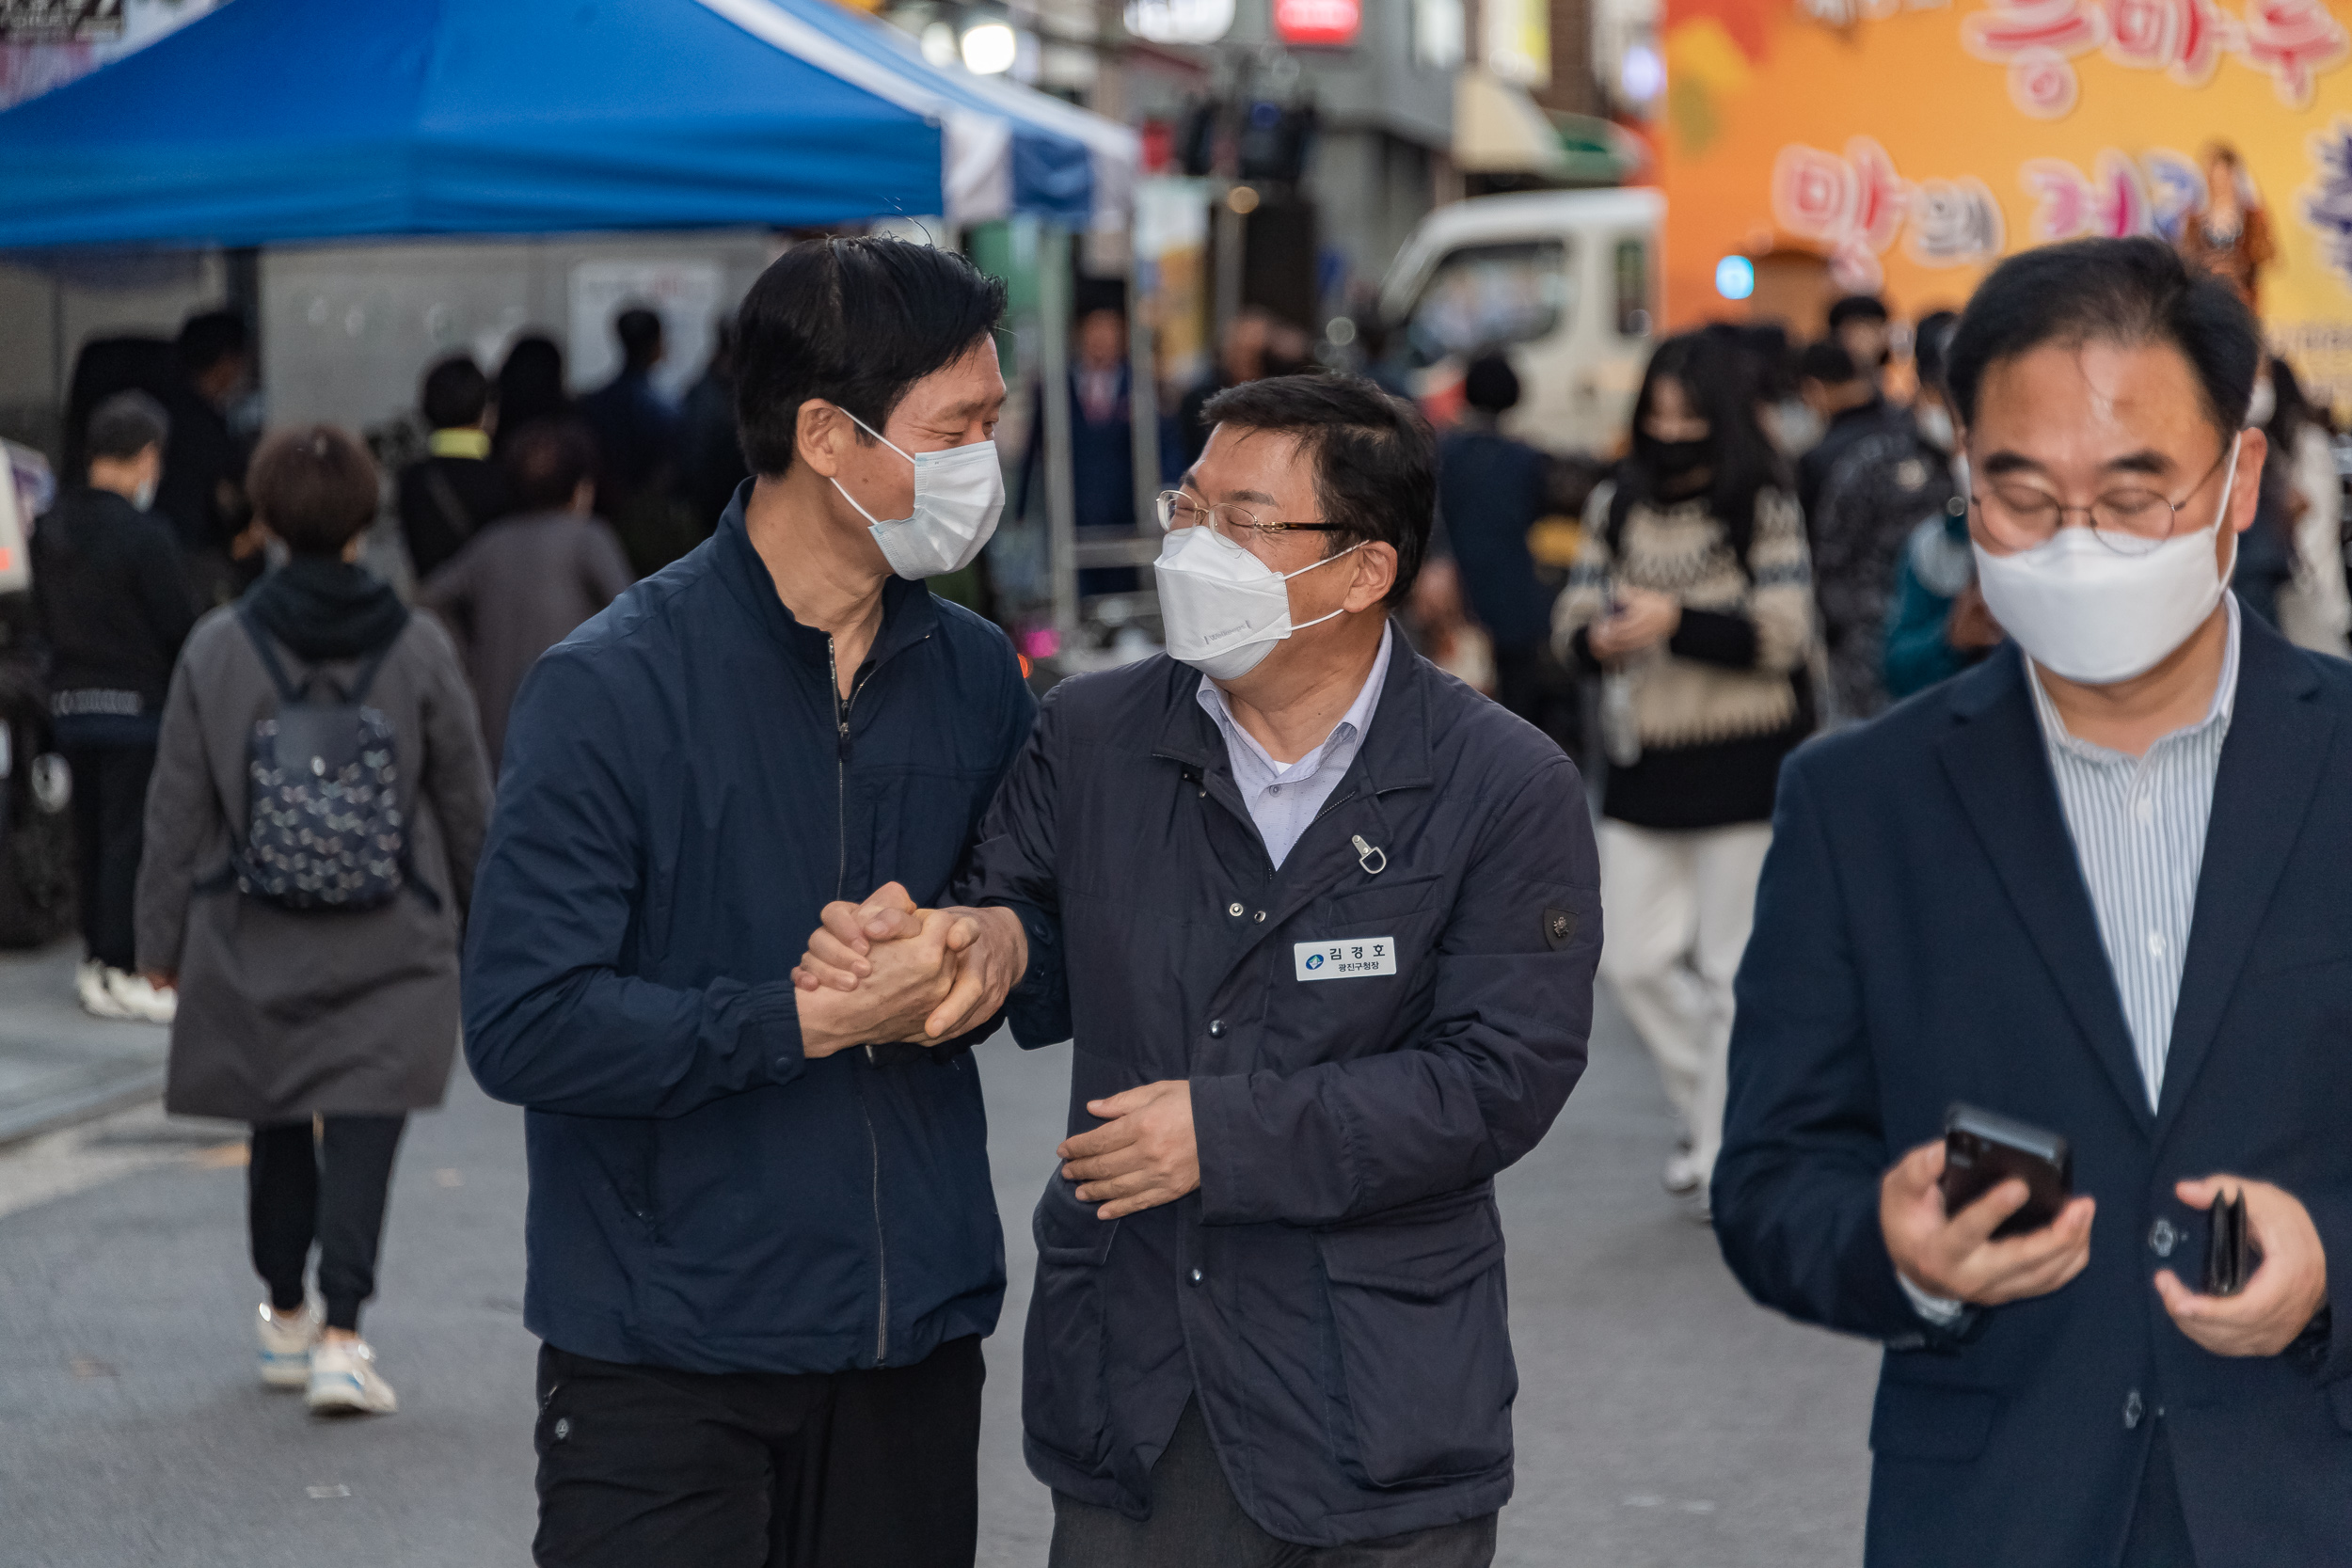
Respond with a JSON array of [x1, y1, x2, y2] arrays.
[[1543, 907, 1577, 950]]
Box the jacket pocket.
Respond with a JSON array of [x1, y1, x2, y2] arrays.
[[1023, 1178, 1120, 1470], [1868, 1380, 2000, 1463], [1315, 1190, 1515, 1490]]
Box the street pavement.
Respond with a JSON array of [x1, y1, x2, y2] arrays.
[[0, 941, 1876, 1567]]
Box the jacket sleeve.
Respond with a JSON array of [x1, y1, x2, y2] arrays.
[[139, 528, 199, 659], [1710, 756, 1953, 1344], [461, 647, 808, 1118], [958, 682, 1071, 1049], [133, 647, 216, 975], [408, 617, 493, 920], [1191, 755, 1600, 1226]]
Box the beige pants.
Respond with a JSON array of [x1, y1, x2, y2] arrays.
[[1597, 819, 1773, 1183]]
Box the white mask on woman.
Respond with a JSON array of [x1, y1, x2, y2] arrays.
[[1971, 435, 2240, 686], [1153, 524, 1362, 680], [830, 406, 1005, 579]]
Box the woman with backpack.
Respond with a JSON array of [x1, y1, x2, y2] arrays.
[[1553, 329, 1818, 1217], [135, 425, 492, 1418]]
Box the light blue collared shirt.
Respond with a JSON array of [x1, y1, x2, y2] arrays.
[[1196, 622, 1392, 869]]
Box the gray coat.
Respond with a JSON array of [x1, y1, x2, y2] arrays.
[[136, 608, 493, 1122]]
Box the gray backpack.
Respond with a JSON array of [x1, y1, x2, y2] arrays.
[[229, 608, 425, 912]]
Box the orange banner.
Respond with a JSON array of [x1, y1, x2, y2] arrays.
[[1659, 0, 2352, 410]]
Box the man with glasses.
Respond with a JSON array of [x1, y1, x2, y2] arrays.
[[1714, 236, 2351, 1565], [797, 374, 1599, 1565]]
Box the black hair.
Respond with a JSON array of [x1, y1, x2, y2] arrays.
[[421, 354, 490, 430], [1946, 237, 2259, 440], [734, 237, 1008, 479], [1798, 339, 1861, 388], [1462, 353, 1521, 414], [1914, 309, 1962, 393], [1613, 330, 1785, 559], [85, 390, 169, 465], [1198, 372, 1436, 609], [495, 335, 569, 446], [615, 307, 664, 372], [503, 418, 599, 512], [1827, 294, 1889, 330], [176, 309, 249, 374], [1739, 323, 1799, 403], [247, 424, 377, 557]]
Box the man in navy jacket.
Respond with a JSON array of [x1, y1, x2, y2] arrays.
[[802, 376, 1601, 1563], [463, 239, 1033, 1568], [1716, 237, 2348, 1567]]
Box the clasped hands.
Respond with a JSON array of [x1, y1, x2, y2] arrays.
[[1882, 1139, 2328, 1357], [791, 882, 1199, 1221]]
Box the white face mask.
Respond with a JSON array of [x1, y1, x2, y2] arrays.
[[131, 477, 158, 513], [1915, 403, 1956, 454], [830, 406, 1005, 579], [2245, 377, 2276, 428], [1972, 435, 2240, 686], [1153, 523, 1362, 680]]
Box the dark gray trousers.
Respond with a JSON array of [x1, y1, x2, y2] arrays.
[[1048, 1400, 1498, 1568]]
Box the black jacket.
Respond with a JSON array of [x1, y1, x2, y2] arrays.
[[397, 452, 512, 581], [463, 496, 1036, 1375], [963, 644, 1600, 1545], [30, 486, 196, 721], [1716, 620, 2352, 1567]]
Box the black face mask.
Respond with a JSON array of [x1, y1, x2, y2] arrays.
[[1649, 438, 1711, 479]]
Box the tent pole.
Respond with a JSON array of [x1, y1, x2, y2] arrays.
[[1125, 238, 1160, 532], [1040, 223, 1079, 639]]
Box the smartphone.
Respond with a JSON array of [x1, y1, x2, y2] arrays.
[[1939, 1102, 2073, 1240]]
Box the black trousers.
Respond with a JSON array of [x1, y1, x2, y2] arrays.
[[1049, 1400, 1498, 1568], [61, 740, 154, 972], [533, 1335, 984, 1568], [246, 1116, 406, 1331]]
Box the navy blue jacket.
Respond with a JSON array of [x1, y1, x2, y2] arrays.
[[1436, 425, 1555, 649], [463, 497, 1035, 1375], [1716, 620, 2352, 1568], [963, 644, 1600, 1545]]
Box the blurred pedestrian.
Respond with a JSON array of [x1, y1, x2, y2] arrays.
[[31, 391, 193, 1023], [580, 307, 693, 576], [158, 308, 259, 609], [492, 334, 571, 461], [1718, 236, 2348, 1565], [1795, 338, 1904, 528], [675, 311, 749, 529], [2178, 141, 2275, 311], [1883, 314, 2002, 701], [419, 420, 632, 773], [1811, 316, 1965, 721], [397, 354, 512, 581], [1177, 308, 1274, 465], [2258, 356, 2348, 654], [1438, 352, 1575, 748], [1017, 295, 1175, 595], [1555, 330, 1815, 1206], [1826, 293, 1893, 388], [135, 424, 491, 1419], [462, 237, 1029, 1568]]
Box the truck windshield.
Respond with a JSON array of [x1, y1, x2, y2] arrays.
[[1403, 239, 1573, 367]]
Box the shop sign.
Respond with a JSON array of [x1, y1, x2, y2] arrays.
[[1, 0, 122, 42], [1275, 0, 1360, 46], [1126, 0, 1234, 42]]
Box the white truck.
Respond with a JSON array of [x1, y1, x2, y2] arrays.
[[1379, 186, 1665, 456]]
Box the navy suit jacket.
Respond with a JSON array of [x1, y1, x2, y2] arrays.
[[1715, 612, 2352, 1568]]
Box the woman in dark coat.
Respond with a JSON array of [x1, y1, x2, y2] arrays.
[[135, 425, 492, 1418]]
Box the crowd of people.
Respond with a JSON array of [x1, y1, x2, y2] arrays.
[[8, 211, 2350, 1567]]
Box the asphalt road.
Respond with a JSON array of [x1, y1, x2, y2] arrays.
[[0, 992, 1876, 1567]]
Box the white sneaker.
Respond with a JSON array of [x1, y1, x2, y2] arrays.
[[1662, 1148, 1703, 1196], [103, 967, 175, 1024], [76, 959, 135, 1022], [258, 1301, 322, 1389], [307, 1338, 398, 1417]]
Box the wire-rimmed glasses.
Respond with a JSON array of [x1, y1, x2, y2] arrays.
[[1970, 444, 2235, 557], [1154, 489, 1351, 544]]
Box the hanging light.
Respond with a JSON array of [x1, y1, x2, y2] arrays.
[[921, 21, 959, 67], [961, 20, 1018, 73]]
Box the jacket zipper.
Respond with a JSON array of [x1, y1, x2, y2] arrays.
[[830, 634, 890, 1366]]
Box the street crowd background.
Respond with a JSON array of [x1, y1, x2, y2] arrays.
[[2, 0, 2351, 1562]]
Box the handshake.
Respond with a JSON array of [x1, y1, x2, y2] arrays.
[[789, 882, 1030, 1059]]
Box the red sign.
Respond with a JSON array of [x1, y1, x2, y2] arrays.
[[1275, 0, 1359, 45]]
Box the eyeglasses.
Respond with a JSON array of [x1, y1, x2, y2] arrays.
[[1155, 490, 1351, 543], [1970, 444, 2235, 558]]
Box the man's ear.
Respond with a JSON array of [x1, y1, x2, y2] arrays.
[[796, 399, 849, 480], [2225, 427, 2268, 536], [1345, 541, 1399, 612]]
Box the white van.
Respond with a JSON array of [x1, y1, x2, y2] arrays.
[[1379, 187, 1664, 457]]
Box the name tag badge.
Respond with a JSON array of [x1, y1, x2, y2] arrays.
[[1295, 938, 1397, 981]]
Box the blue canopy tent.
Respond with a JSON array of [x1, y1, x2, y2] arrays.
[[0, 0, 1136, 247]]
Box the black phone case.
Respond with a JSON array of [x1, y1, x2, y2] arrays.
[[1939, 1102, 2073, 1240], [2202, 1191, 2251, 1296]]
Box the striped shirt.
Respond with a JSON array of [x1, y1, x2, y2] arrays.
[[1197, 622, 1391, 869], [2026, 595, 2241, 1111]]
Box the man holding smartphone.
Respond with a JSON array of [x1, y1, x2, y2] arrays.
[[1714, 238, 2348, 1566]]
